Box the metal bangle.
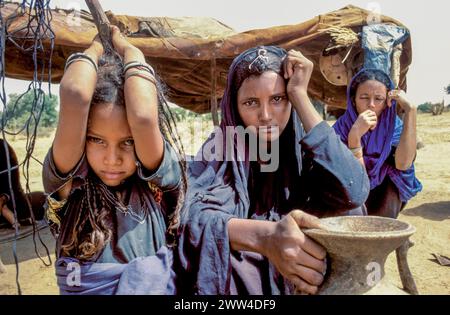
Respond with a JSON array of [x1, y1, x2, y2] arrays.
[[349, 146, 363, 154], [123, 61, 155, 76], [64, 58, 97, 73], [350, 147, 363, 159], [65, 52, 98, 72], [125, 70, 157, 86]]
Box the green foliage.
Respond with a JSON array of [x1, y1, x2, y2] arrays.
[[2, 90, 58, 131], [417, 102, 433, 113], [170, 106, 214, 124], [445, 84, 450, 95]]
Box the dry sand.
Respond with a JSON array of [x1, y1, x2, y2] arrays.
[[0, 112, 449, 295]]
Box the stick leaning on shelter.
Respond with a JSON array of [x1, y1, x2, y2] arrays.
[[85, 0, 112, 49], [0, 257, 6, 273]]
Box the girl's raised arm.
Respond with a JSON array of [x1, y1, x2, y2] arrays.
[[52, 37, 103, 175], [111, 26, 164, 171]]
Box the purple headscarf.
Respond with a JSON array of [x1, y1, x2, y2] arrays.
[[333, 68, 422, 202], [178, 46, 302, 294]]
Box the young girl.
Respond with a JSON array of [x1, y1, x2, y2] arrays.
[[43, 26, 186, 294], [333, 68, 422, 218], [178, 46, 369, 295]]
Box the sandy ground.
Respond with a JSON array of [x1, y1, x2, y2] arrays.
[[0, 112, 449, 295]]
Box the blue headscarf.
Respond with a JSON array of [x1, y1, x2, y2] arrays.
[[333, 68, 422, 202]]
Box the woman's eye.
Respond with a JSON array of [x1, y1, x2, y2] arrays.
[[87, 136, 103, 144], [243, 100, 257, 107], [123, 139, 134, 146], [272, 95, 286, 104]]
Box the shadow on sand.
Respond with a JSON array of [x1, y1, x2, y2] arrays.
[[0, 224, 55, 265], [402, 201, 450, 222]]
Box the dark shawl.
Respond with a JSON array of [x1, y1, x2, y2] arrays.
[[178, 46, 369, 294]]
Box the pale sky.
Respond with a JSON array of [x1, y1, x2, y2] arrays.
[[4, 0, 450, 106]]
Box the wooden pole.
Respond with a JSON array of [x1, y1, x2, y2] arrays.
[[85, 0, 111, 49], [391, 44, 402, 89], [0, 257, 6, 273], [210, 54, 219, 126]]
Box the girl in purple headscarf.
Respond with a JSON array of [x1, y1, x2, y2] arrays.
[[333, 68, 422, 218], [178, 46, 369, 295]]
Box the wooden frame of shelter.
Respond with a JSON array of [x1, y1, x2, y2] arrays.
[[2, 2, 412, 125]]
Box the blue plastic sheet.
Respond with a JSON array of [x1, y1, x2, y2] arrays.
[[362, 24, 410, 78]]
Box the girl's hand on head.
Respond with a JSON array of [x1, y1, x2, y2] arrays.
[[352, 110, 378, 137], [110, 25, 135, 56], [388, 89, 416, 113], [86, 33, 104, 58], [262, 210, 327, 295], [283, 50, 314, 96]]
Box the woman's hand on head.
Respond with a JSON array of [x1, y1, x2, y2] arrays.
[[388, 89, 416, 113], [262, 210, 327, 295], [283, 50, 314, 97], [110, 25, 135, 56], [351, 110, 378, 138]]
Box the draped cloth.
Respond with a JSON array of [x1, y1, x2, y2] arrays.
[[178, 46, 370, 295], [56, 246, 176, 295], [332, 68, 422, 202]]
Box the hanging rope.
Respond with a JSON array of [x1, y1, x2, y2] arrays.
[[0, 0, 55, 295]]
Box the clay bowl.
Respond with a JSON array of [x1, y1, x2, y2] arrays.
[[304, 216, 415, 256], [303, 216, 416, 295]]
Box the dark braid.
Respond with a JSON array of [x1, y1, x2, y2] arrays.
[[154, 78, 187, 247], [61, 177, 115, 261], [60, 49, 187, 260]]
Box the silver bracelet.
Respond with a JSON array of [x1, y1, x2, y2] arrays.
[[123, 61, 155, 76], [125, 70, 157, 86], [64, 52, 98, 72], [64, 58, 96, 73], [349, 146, 363, 154]]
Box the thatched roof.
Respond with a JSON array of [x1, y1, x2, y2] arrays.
[[2, 3, 412, 113]]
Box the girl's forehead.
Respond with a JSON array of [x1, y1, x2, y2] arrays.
[[357, 80, 387, 92], [88, 104, 131, 136], [90, 102, 125, 118]]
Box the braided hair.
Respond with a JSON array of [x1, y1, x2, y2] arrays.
[[61, 51, 187, 261]]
